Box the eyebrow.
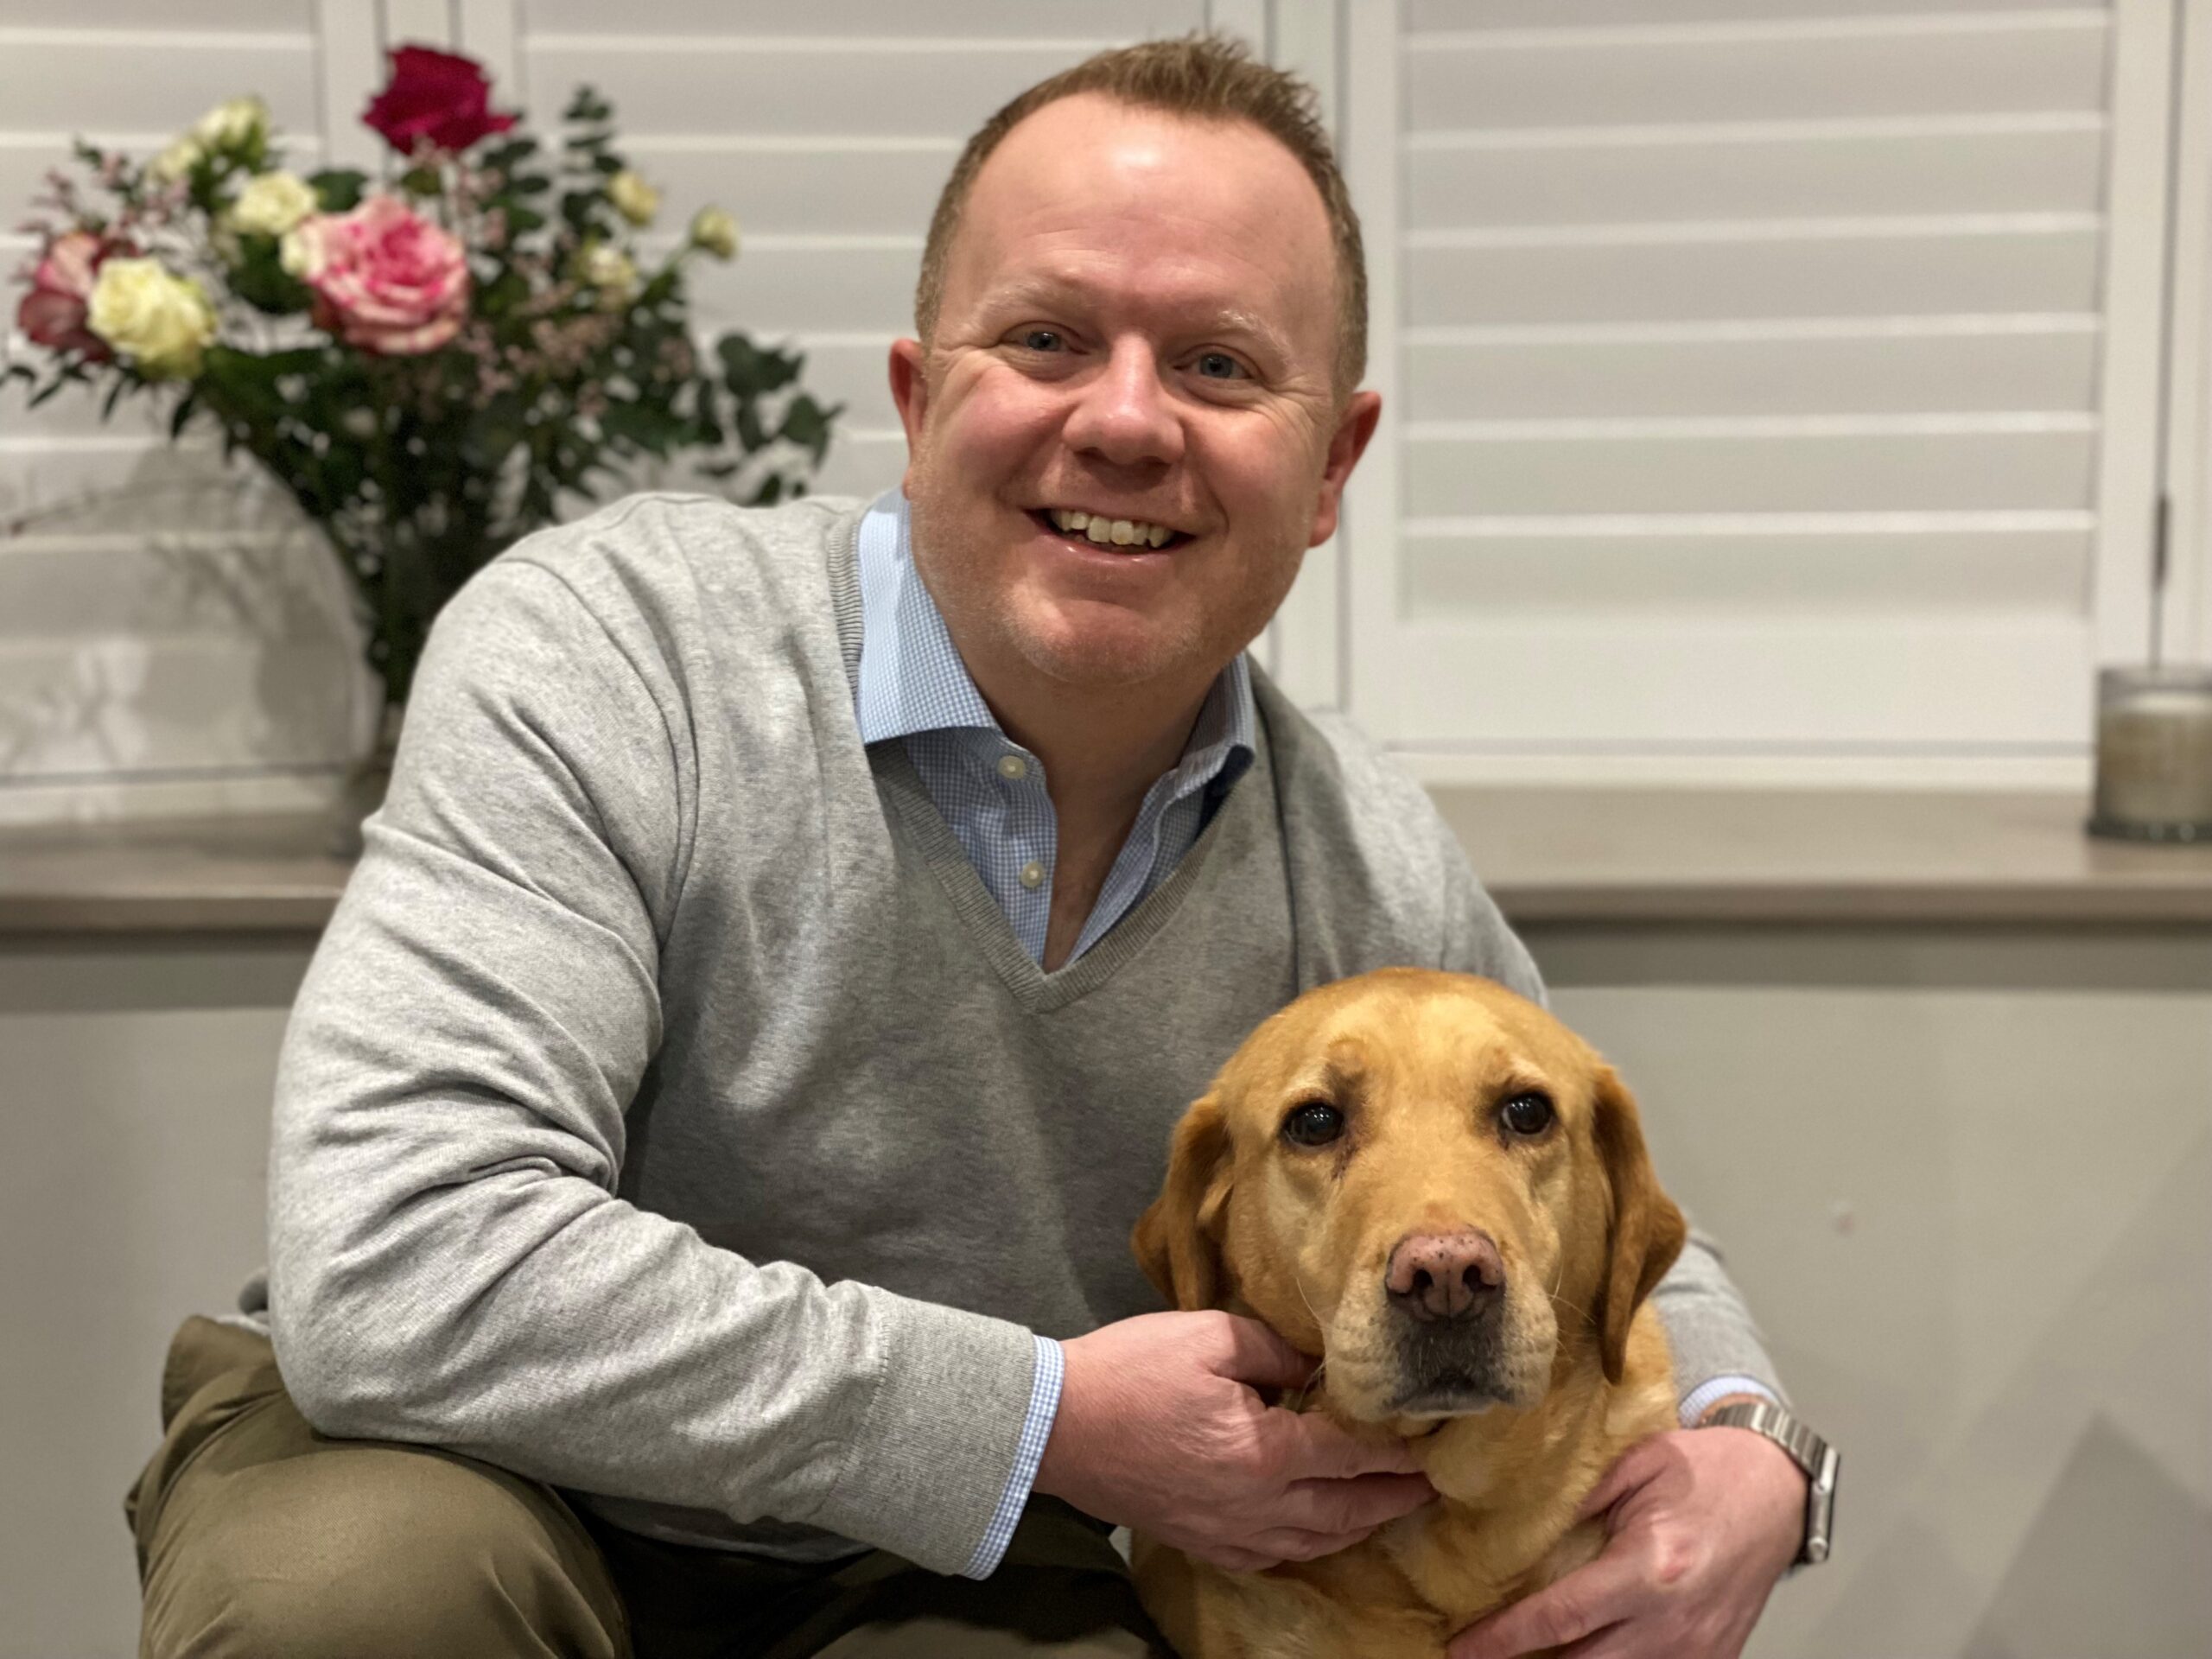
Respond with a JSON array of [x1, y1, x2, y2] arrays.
[[982, 276, 1298, 365]]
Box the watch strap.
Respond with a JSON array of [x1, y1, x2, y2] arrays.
[[1704, 1400, 1839, 1567]]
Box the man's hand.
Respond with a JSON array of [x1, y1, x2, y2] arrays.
[[1033, 1310, 1433, 1572], [1448, 1422, 1805, 1659]]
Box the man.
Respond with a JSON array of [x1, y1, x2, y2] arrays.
[[129, 37, 1817, 1659]]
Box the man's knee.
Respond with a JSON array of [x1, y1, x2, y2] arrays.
[[141, 1435, 623, 1658]]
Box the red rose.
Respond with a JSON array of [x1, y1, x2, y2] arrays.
[[15, 229, 129, 359], [361, 45, 517, 156]]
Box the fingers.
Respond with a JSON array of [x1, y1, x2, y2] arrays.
[[1187, 1526, 1380, 1573], [1278, 1471, 1435, 1534], [1206, 1311, 1322, 1391], [1273, 1409, 1429, 1480], [1246, 1523, 1381, 1562], [1448, 1551, 1649, 1659]]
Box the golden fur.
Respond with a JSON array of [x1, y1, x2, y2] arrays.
[[1129, 969, 1688, 1658]]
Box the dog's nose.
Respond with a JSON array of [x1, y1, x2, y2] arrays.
[[1386, 1231, 1505, 1323]]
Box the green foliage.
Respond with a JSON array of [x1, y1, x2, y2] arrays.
[[10, 80, 835, 712], [308, 168, 366, 211], [226, 232, 309, 315]]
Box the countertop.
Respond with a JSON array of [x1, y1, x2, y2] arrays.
[[3, 788, 2210, 933]]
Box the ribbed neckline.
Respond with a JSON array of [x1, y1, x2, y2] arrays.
[[869, 736, 1269, 1014]]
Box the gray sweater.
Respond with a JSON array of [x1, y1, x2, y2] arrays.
[[258, 493, 1782, 1577]]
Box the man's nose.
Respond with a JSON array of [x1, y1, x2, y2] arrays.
[[1385, 1230, 1505, 1323], [1064, 340, 1184, 468]]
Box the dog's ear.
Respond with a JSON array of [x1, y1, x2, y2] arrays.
[[1591, 1065, 1688, 1385], [1132, 1092, 1235, 1311]]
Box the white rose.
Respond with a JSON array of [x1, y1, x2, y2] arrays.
[[148, 137, 204, 184], [607, 170, 659, 227], [86, 257, 218, 379], [688, 205, 739, 261], [227, 170, 319, 238], [580, 242, 639, 307], [192, 96, 271, 155]]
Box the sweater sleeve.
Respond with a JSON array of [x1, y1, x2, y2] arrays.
[[267, 550, 1039, 1576], [1427, 803, 1790, 1410]]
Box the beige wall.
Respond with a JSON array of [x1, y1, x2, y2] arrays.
[[3, 924, 2208, 1657]]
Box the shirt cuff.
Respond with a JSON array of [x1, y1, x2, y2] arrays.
[[1678, 1372, 1782, 1428], [960, 1334, 1065, 1580]]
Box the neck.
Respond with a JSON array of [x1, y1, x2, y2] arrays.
[[964, 654, 1219, 830]]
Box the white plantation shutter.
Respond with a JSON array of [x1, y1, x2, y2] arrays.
[[0, 0, 1220, 817], [1335, 0, 2183, 782], [498, 0, 1217, 503]]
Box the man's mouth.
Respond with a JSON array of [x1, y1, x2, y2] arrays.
[[1031, 507, 1192, 551]]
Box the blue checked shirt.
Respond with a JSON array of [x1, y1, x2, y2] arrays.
[[855, 490, 1255, 1577]]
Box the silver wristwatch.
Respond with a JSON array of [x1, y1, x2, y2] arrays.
[[1703, 1401, 1839, 1567]]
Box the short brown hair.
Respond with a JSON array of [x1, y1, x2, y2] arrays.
[[914, 34, 1368, 393]]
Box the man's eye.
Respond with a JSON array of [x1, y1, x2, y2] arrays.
[[1016, 328, 1065, 353], [1192, 351, 1246, 380]]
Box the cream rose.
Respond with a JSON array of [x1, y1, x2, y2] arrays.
[[580, 242, 639, 306], [192, 96, 271, 155], [148, 137, 204, 184], [607, 169, 659, 227], [86, 258, 217, 378], [688, 206, 739, 261], [227, 170, 320, 238]]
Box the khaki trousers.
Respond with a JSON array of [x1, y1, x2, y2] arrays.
[[128, 1317, 1171, 1658]]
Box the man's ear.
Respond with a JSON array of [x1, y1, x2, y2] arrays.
[[1309, 389, 1382, 548], [888, 337, 929, 492], [1132, 1092, 1234, 1311], [1590, 1065, 1688, 1385]]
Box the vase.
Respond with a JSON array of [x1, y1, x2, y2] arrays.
[[326, 701, 404, 860]]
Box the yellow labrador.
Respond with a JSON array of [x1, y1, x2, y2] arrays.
[[1130, 969, 1687, 1658]]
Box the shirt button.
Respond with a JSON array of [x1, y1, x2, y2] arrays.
[[997, 753, 1028, 781], [1019, 861, 1046, 890]]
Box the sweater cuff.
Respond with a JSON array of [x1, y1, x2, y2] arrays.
[[805, 1289, 1043, 1574], [961, 1335, 1064, 1580], [1679, 1372, 1783, 1428]]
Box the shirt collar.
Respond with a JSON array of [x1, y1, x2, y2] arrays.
[[854, 489, 1256, 777]]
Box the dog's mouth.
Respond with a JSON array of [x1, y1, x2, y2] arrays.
[[1382, 1319, 1541, 1419]]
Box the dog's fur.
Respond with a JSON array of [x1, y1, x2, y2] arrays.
[[1129, 969, 1688, 1658]]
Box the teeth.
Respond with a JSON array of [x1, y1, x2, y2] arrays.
[[1049, 508, 1179, 548]]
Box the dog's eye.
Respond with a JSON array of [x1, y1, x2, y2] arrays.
[[1281, 1102, 1344, 1147], [1501, 1093, 1554, 1137]]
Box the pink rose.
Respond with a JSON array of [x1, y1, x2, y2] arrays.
[[362, 45, 516, 156], [16, 229, 129, 359], [286, 196, 469, 355]]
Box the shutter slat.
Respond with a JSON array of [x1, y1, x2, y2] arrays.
[[1402, 323, 2101, 417]]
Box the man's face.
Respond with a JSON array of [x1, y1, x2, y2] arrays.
[[891, 94, 1379, 706]]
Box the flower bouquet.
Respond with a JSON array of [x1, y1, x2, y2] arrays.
[[7, 45, 837, 724]]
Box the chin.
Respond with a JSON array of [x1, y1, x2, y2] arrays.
[[1006, 607, 1205, 690]]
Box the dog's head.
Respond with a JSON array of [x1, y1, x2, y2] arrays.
[[1134, 969, 1684, 1422]]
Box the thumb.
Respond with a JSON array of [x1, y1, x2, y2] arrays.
[[1208, 1313, 1321, 1391]]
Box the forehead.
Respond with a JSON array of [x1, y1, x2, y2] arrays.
[[1245, 984, 1584, 1102], [945, 93, 1337, 344]]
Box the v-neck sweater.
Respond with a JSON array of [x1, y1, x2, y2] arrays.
[[255, 492, 1783, 1576]]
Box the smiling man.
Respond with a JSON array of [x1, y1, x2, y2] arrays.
[[130, 35, 1817, 1659]]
